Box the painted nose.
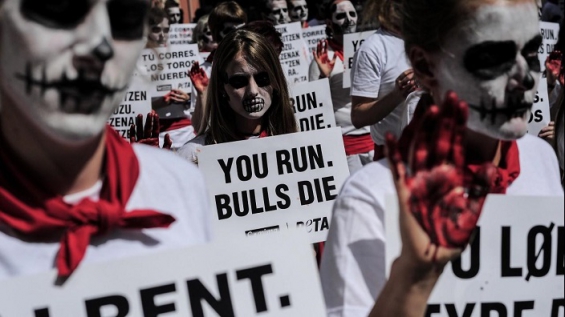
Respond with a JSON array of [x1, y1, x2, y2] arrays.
[[522, 73, 535, 90], [93, 38, 114, 62]]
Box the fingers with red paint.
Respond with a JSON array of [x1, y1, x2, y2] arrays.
[[163, 133, 172, 150], [135, 113, 144, 141], [189, 61, 209, 94], [411, 105, 440, 172]]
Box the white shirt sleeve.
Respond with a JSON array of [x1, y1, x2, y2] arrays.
[[350, 44, 384, 99]]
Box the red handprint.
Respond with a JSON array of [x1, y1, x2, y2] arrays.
[[546, 50, 563, 87], [386, 92, 498, 263], [129, 110, 172, 149], [188, 61, 209, 94], [313, 39, 337, 79]]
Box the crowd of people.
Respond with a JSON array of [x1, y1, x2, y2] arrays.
[[0, 0, 563, 316]]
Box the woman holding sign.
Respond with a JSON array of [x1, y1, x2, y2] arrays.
[[322, 0, 564, 316], [178, 29, 297, 163]]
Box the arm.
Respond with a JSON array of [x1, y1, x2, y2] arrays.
[[191, 88, 207, 133], [351, 91, 404, 128], [188, 61, 209, 134]]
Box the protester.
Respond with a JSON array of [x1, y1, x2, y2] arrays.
[[540, 0, 563, 23], [240, 21, 285, 55], [349, 0, 416, 161], [321, 1, 564, 316], [262, 0, 292, 25], [0, 0, 210, 279], [179, 29, 297, 163], [147, 7, 170, 48], [288, 0, 310, 28], [164, 0, 183, 24], [309, 0, 374, 173], [193, 14, 218, 53]]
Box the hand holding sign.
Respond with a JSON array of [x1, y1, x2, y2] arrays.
[[385, 92, 497, 267], [313, 39, 337, 79], [189, 61, 209, 94], [395, 69, 416, 98], [130, 111, 172, 149]]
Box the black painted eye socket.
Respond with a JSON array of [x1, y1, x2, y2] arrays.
[[20, 0, 92, 29], [521, 35, 543, 73], [226, 72, 271, 89], [463, 41, 517, 80], [152, 26, 170, 33], [350, 11, 357, 17], [335, 13, 346, 20], [107, 0, 149, 41]]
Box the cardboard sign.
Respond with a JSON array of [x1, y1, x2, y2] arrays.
[[385, 195, 565, 316], [168, 23, 197, 46], [289, 78, 337, 132], [0, 232, 327, 316], [136, 44, 201, 97], [275, 22, 310, 84], [107, 78, 152, 140], [302, 25, 327, 61], [528, 78, 551, 136], [343, 30, 375, 88], [198, 129, 350, 243], [538, 22, 560, 71]]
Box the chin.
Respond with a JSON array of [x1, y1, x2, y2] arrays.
[[467, 110, 529, 141], [42, 113, 109, 141]]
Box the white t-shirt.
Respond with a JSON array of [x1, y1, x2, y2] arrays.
[[350, 29, 411, 145], [0, 144, 212, 279], [400, 89, 425, 130], [309, 48, 371, 136], [159, 124, 196, 150], [177, 134, 207, 164], [320, 134, 563, 317]]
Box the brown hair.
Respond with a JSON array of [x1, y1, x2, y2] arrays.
[[208, 1, 247, 42], [200, 30, 297, 144], [361, 0, 403, 32]]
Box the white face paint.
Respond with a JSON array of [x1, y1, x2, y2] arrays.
[[266, 0, 291, 25], [331, 1, 357, 35], [201, 25, 217, 52], [167, 7, 181, 24], [224, 54, 273, 120], [0, 0, 149, 141], [434, 1, 541, 140], [149, 18, 169, 47], [289, 0, 309, 23], [219, 22, 244, 42]]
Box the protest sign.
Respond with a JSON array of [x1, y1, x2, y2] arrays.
[[528, 78, 551, 136], [198, 128, 350, 243], [0, 231, 327, 317], [385, 195, 565, 317], [137, 44, 201, 97], [289, 78, 337, 132], [107, 78, 152, 140], [275, 22, 310, 84], [343, 30, 375, 88], [168, 23, 197, 46], [538, 22, 560, 71], [302, 25, 327, 61]]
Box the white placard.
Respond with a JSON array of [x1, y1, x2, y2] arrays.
[[0, 232, 327, 316], [168, 23, 197, 46], [107, 78, 152, 140], [343, 30, 375, 88], [290, 78, 337, 132], [198, 129, 350, 243], [302, 25, 327, 61], [385, 195, 565, 316], [136, 44, 201, 97], [528, 78, 551, 136], [276, 22, 310, 84], [538, 22, 560, 71]]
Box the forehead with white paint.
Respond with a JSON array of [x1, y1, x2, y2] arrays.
[[330, 0, 357, 34], [265, 0, 290, 25], [0, 0, 150, 141], [289, 0, 308, 22], [433, 1, 542, 140]]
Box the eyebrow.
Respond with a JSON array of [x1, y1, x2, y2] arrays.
[[463, 40, 517, 80]]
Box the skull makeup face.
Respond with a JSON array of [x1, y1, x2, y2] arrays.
[[219, 22, 244, 42], [200, 25, 217, 52], [289, 0, 309, 23], [0, 0, 150, 141], [330, 0, 357, 35], [265, 0, 291, 25], [149, 16, 169, 47], [167, 6, 182, 24], [433, 1, 541, 140]]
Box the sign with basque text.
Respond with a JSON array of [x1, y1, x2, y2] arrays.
[[385, 195, 565, 317], [107, 77, 152, 141], [0, 232, 326, 316], [289, 78, 337, 132], [275, 22, 310, 84], [198, 128, 350, 243]]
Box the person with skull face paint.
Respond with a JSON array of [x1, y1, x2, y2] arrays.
[[321, 0, 564, 316], [147, 7, 170, 48], [164, 0, 183, 24], [308, 0, 374, 174], [288, 0, 309, 28], [0, 0, 211, 279], [193, 14, 217, 53], [349, 0, 417, 161], [262, 0, 292, 25], [178, 29, 297, 163]]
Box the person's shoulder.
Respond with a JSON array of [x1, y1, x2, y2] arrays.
[[177, 134, 206, 163], [339, 159, 395, 202], [517, 133, 555, 155], [133, 143, 203, 183]]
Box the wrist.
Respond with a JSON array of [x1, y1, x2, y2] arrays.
[[393, 255, 444, 288]]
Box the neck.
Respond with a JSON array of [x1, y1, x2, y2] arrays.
[[0, 94, 106, 196], [464, 128, 501, 165], [235, 115, 263, 137]]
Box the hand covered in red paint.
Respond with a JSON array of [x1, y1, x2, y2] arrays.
[[313, 39, 337, 79], [129, 110, 172, 150], [395, 69, 416, 98], [546, 50, 563, 87], [188, 61, 209, 94], [385, 92, 497, 269]]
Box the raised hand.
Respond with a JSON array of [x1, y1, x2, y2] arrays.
[[313, 39, 337, 79], [546, 50, 563, 87], [385, 92, 497, 267], [188, 61, 209, 94], [395, 69, 416, 98], [129, 110, 172, 149]]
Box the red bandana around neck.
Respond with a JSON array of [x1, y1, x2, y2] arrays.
[[327, 39, 344, 61], [0, 126, 176, 277], [397, 95, 521, 194]]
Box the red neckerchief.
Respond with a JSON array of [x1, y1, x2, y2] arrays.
[[0, 126, 175, 277], [327, 39, 344, 61], [159, 117, 192, 132], [206, 49, 216, 64], [397, 95, 521, 194]]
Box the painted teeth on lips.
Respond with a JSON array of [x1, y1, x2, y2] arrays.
[[243, 98, 264, 113]]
